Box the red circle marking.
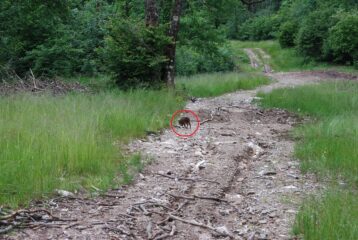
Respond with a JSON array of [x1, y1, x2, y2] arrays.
[[170, 109, 200, 138]]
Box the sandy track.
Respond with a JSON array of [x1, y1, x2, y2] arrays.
[[3, 49, 355, 240]]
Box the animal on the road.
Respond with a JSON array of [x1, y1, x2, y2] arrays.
[[178, 117, 191, 129]]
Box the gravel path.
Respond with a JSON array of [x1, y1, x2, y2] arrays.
[[4, 49, 354, 240]]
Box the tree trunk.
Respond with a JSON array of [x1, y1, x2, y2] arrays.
[[145, 0, 159, 27], [124, 0, 131, 17], [241, 0, 267, 12], [164, 0, 183, 89]]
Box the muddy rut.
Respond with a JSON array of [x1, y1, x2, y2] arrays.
[[3, 50, 354, 240]]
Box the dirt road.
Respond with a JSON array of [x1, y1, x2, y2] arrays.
[[3, 50, 354, 240]]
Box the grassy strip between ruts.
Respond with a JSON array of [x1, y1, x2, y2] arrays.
[[258, 80, 358, 240]]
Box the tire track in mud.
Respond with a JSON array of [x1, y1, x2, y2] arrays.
[[4, 50, 355, 240]]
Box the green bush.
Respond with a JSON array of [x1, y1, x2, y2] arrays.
[[278, 21, 298, 48], [0, 1, 70, 76], [238, 15, 280, 41], [24, 25, 83, 77], [102, 19, 170, 89], [175, 46, 201, 76], [296, 9, 336, 60], [175, 45, 235, 76], [0, 0, 113, 78], [328, 12, 358, 66]]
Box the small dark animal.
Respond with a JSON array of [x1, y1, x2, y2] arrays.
[[178, 117, 191, 128], [190, 96, 197, 103]]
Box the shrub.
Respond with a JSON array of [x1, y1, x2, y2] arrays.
[[0, 1, 70, 76], [278, 21, 298, 48], [175, 46, 201, 76], [238, 15, 280, 41], [296, 9, 336, 60], [24, 25, 83, 77], [102, 19, 170, 89], [0, 0, 113, 78], [175, 45, 235, 76], [327, 12, 358, 65]]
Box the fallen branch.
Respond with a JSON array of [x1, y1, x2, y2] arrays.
[[156, 216, 170, 225], [168, 193, 228, 203], [156, 173, 220, 184], [150, 203, 175, 212], [146, 221, 153, 239], [64, 222, 80, 229], [151, 230, 164, 240], [168, 214, 233, 238], [255, 111, 264, 116], [139, 204, 150, 216], [134, 201, 171, 210], [29, 68, 39, 90], [97, 202, 122, 207], [0, 209, 76, 222], [0, 225, 13, 234], [167, 193, 194, 201], [193, 194, 228, 203], [154, 223, 176, 240], [174, 200, 190, 212], [201, 113, 214, 125], [103, 226, 137, 239], [102, 193, 125, 198], [23, 222, 66, 228], [117, 213, 137, 219]]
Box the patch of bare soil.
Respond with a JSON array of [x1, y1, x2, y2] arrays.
[[2, 49, 355, 240], [300, 70, 357, 80]]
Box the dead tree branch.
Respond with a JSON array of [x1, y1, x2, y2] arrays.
[[154, 223, 176, 240], [156, 172, 219, 184], [168, 214, 233, 238]]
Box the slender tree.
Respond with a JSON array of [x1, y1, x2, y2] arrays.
[[145, 0, 159, 26], [241, 0, 268, 12], [163, 0, 183, 89]]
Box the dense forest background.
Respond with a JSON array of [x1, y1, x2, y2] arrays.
[[0, 0, 357, 88]]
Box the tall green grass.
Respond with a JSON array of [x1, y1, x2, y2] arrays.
[[258, 81, 358, 239], [295, 115, 358, 183], [178, 72, 270, 97], [293, 191, 358, 240], [259, 81, 358, 183], [0, 90, 184, 207], [258, 81, 358, 118]]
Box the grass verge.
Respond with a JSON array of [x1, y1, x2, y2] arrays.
[[258, 81, 358, 239], [0, 90, 184, 207], [178, 72, 270, 98], [293, 191, 358, 240]]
